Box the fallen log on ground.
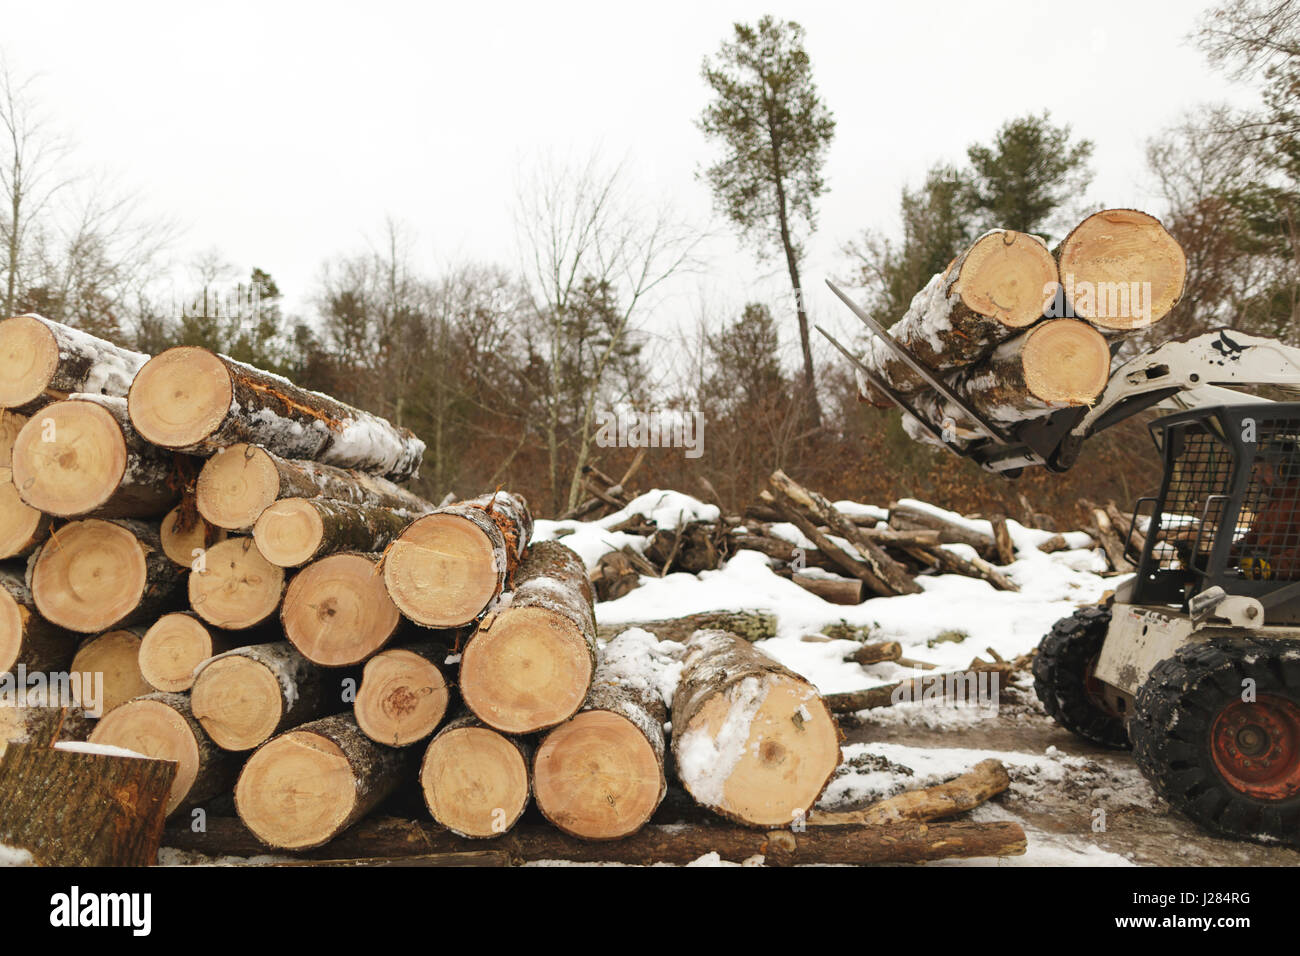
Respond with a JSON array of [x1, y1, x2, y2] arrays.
[[0, 314, 149, 415], [790, 571, 863, 605], [759, 490, 894, 597], [128, 346, 426, 481], [0, 741, 175, 866], [162, 815, 1028, 865], [823, 661, 1018, 714], [594, 610, 778, 644], [811, 758, 1011, 825], [460, 540, 597, 734], [672, 629, 841, 827], [848, 640, 903, 666], [382, 491, 532, 628], [888, 503, 997, 559]]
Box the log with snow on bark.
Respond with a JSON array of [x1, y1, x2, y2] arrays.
[[857, 229, 1059, 405], [459, 539, 597, 734], [0, 314, 149, 415], [254, 496, 414, 567], [671, 629, 841, 828], [382, 491, 532, 629], [810, 758, 1011, 826], [195, 442, 432, 532], [0, 700, 95, 757], [29, 518, 186, 633], [127, 346, 426, 481], [10, 395, 184, 518]]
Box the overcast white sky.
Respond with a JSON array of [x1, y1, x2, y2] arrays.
[[0, 0, 1263, 367]]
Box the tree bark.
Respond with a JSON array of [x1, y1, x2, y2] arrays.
[[888, 504, 998, 558], [0, 740, 175, 866], [595, 610, 778, 644], [789, 571, 863, 605], [461, 540, 596, 734], [671, 629, 841, 827], [812, 758, 1010, 826], [128, 346, 426, 481], [0, 314, 148, 416]]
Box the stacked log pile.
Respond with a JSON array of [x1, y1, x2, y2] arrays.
[[0, 314, 1024, 866], [850, 209, 1187, 447]]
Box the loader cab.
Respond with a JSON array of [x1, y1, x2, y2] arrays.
[[1127, 403, 1300, 623]]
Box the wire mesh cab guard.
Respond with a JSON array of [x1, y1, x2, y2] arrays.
[[1130, 402, 1300, 621]]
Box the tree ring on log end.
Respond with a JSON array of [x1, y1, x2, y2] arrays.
[[253, 497, 324, 567], [71, 629, 151, 714], [140, 613, 217, 693], [383, 513, 499, 627], [420, 725, 528, 837], [355, 649, 450, 746], [0, 473, 45, 559], [197, 444, 282, 530], [235, 730, 355, 849], [32, 519, 146, 633], [0, 586, 24, 673], [535, 710, 661, 840], [191, 655, 283, 751], [956, 230, 1059, 328], [679, 674, 840, 827], [160, 506, 225, 566], [0, 316, 59, 409], [128, 346, 233, 449], [90, 698, 202, 816], [282, 553, 399, 666], [1057, 209, 1186, 329], [188, 537, 285, 630], [1021, 318, 1111, 404], [460, 606, 593, 733], [11, 400, 127, 516]]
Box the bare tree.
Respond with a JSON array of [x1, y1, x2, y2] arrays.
[[514, 153, 701, 513]]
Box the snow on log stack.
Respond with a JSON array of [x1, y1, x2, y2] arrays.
[[0, 313, 1028, 866], [853, 209, 1187, 447]]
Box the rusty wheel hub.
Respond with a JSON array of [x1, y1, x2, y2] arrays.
[[1211, 694, 1300, 800]]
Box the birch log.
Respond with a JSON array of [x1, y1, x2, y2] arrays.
[[254, 497, 413, 567], [195, 443, 433, 531], [0, 314, 148, 415], [858, 230, 1059, 404], [460, 540, 596, 734], [671, 629, 841, 827], [128, 346, 426, 481]]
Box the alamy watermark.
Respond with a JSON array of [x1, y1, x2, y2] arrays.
[[594, 407, 705, 459], [1046, 275, 1154, 322], [0, 665, 104, 718], [890, 670, 1001, 710]]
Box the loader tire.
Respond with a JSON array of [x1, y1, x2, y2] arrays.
[[1032, 605, 1130, 749], [1131, 637, 1300, 845]]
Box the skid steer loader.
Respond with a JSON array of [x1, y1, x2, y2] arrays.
[[823, 279, 1300, 844]]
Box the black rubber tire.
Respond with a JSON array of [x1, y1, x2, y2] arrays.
[[1130, 637, 1300, 845], [1032, 605, 1130, 749]]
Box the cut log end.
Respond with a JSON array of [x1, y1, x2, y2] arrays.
[[0, 587, 25, 673], [253, 497, 325, 567], [10, 400, 129, 516], [534, 710, 662, 840], [1020, 318, 1111, 403], [355, 648, 451, 746], [956, 229, 1059, 328], [1057, 209, 1187, 329], [188, 537, 285, 630], [420, 724, 529, 838], [128, 346, 233, 449], [160, 506, 226, 566], [89, 698, 202, 816], [71, 629, 151, 714], [383, 512, 500, 627], [196, 443, 282, 530], [234, 730, 358, 850], [678, 673, 840, 828], [0, 315, 59, 409], [282, 553, 399, 666], [0, 471, 48, 559], [140, 613, 220, 693], [32, 519, 146, 633], [191, 655, 283, 751], [461, 607, 594, 734]]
